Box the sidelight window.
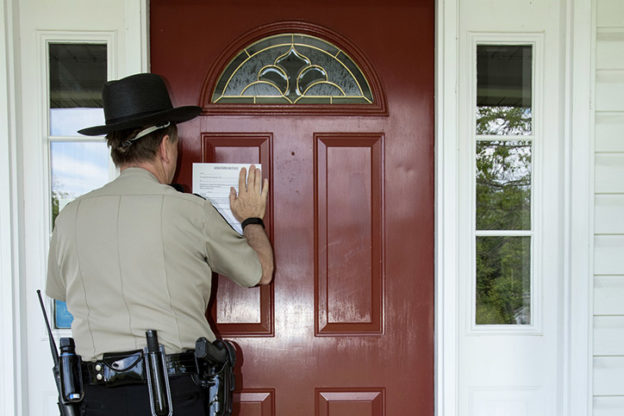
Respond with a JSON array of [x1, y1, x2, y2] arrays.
[[474, 44, 534, 326], [47, 41, 113, 329]]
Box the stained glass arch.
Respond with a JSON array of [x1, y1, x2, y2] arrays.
[[211, 33, 374, 105]]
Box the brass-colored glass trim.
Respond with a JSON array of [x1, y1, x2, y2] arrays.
[[212, 34, 374, 105]]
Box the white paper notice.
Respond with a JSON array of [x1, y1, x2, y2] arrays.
[[192, 163, 260, 234]]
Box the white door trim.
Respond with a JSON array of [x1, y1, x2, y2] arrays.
[[15, 1, 149, 414], [0, 0, 23, 414], [564, 0, 594, 415], [435, 0, 460, 415]]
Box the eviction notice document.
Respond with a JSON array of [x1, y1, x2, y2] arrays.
[[192, 163, 261, 234]]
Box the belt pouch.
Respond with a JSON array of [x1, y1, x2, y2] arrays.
[[91, 351, 146, 387]]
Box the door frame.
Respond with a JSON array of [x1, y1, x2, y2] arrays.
[[434, 0, 460, 414], [5, 0, 149, 414], [434, 0, 594, 415], [2, 0, 597, 414]]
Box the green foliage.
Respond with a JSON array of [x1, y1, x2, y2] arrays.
[[51, 189, 70, 226], [51, 191, 60, 225], [476, 140, 531, 230], [475, 106, 533, 325], [476, 237, 531, 325], [476, 106, 532, 136]]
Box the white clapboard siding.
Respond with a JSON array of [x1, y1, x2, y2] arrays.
[[594, 1, 624, 414], [595, 276, 624, 315], [593, 2, 624, 413], [594, 397, 624, 416], [595, 195, 624, 234], [595, 114, 624, 152], [597, 31, 624, 69], [594, 357, 624, 396], [594, 316, 624, 355], [596, 71, 624, 112], [596, 0, 624, 27], [595, 237, 624, 275], [595, 154, 624, 194]]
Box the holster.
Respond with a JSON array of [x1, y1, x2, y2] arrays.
[[193, 338, 237, 416]]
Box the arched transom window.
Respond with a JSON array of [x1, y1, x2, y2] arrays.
[[212, 33, 374, 104]]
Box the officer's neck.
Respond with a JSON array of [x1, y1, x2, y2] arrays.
[[120, 160, 170, 185]]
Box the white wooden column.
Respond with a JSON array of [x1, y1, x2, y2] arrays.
[[565, 0, 594, 414], [0, 0, 22, 414]]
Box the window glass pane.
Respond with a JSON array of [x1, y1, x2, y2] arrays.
[[55, 300, 73, 329], [51, 141, 110, 224], [51, 141, 110, 329], [212, 34, 373, 104], [49, 43, 108, 329], [476, 140, 531, 230], [476, 236, 531, 325], [50, 108, 104, 136], [476, 45, 532, 135], [49, 43, 106, 136]]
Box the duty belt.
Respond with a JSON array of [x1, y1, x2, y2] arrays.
[[79, 336, 237, 416], [81, 350, 197, 387]]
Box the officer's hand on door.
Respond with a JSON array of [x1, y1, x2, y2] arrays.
[[229, 165, 268, 222]]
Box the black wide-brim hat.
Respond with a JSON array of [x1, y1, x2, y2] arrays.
[[78, 73, 201, 136]]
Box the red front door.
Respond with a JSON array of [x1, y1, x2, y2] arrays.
[[151, 2, 434, 414]]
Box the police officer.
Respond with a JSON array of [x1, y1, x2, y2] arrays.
[[46, 73, 274, 415]]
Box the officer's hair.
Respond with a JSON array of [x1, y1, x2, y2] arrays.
[[106, 123, 177, 167]]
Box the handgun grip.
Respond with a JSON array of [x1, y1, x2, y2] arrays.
[[195, 337, 228, 365]]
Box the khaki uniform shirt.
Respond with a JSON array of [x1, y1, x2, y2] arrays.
[[46, 168, 261, 361]]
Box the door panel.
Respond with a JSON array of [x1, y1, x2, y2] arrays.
[[202, 133, 274, 336], [315, 134, 383, 335], [316, 388, 385, 416], [235, 389, 275, 416], [151, 1, 434, 414]]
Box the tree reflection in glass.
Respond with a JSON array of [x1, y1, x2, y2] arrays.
[[476, 141, 531, 230], [476, 236, 531, 325], [476, 106, 532, 135], [474, 44, 533, 326]]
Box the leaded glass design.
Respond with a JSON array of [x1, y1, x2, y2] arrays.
[[212, 34, 374, 104]]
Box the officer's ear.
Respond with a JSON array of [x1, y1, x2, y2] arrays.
[[159, 134, 173, 163]]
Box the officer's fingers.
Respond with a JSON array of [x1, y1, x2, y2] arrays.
[[253, 167, 263, 194], [246, 165, 254, 187], [238, 167, 247, 192], [248, 164, 258, 184], [247, 165, 258, 194], [229, 187, 237, 206], [261, 178, 269, 201]]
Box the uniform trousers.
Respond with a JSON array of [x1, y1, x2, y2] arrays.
[[80, 374, 208, 415]]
